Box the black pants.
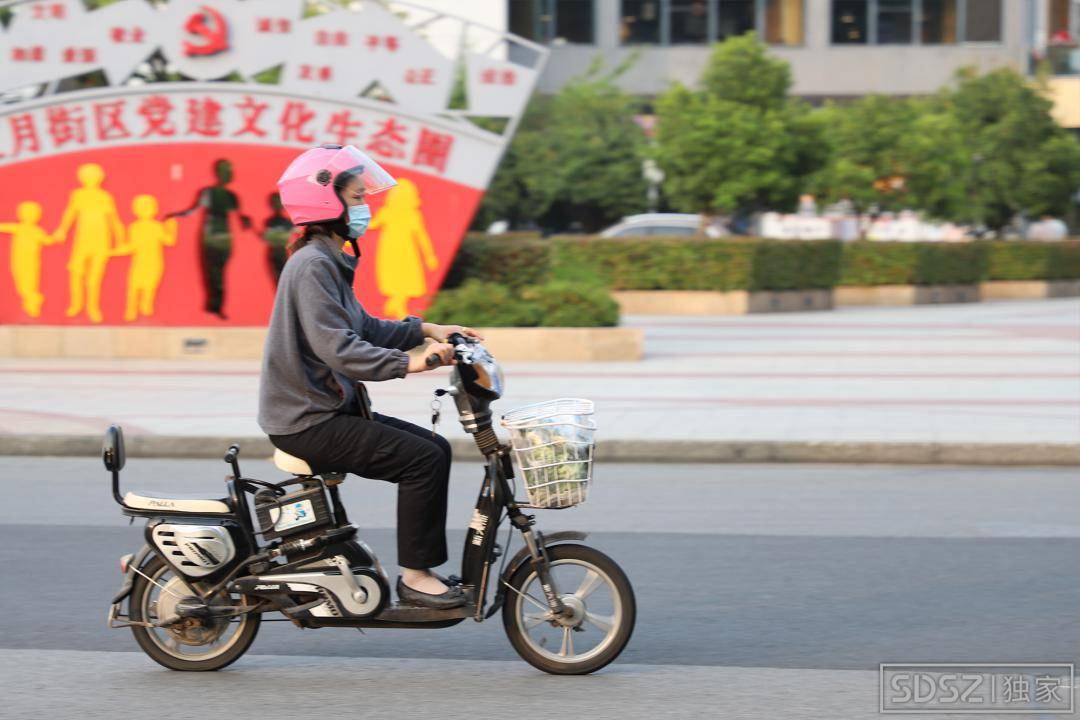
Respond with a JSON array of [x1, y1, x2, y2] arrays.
[[269, 412, 452, 569]]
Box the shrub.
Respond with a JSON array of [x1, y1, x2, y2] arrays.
[[985, 240, 1080, 281], [551, 237, 756, 291], [423, 281, 540, 327], [839, 242, 989, 287], [552, 237, 842, 291], [441, 234, 551, 290], [521, 281, 620, 327], [423, 280, 618, 327], [838, 243, 919, 286], [913, 242, 987, 285], [750, 240, 841, 290], [443, 236, 1080, 296]]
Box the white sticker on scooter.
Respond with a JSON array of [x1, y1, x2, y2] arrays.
[[469, 509, 487, 546], [274, 500, 316, 531], [469, 509, 488, 533]]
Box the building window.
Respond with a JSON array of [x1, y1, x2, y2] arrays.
[[669, 0, 709, 44], [618, 0, 805, 46], [832, 0, 869, 43], [921, 0, 958, 43], [964, 0, 1001, 42], [508, 1, 595, 44], [717, 0, 757, 40], [877, 0, 913, 43], [764, 0, 806, 46], [1048, 0, 1075, 41], [553, 0, 595, 43], [830, 0, 1000, 45], [621, 0, 661, 43], [509, 0, 543, 41]]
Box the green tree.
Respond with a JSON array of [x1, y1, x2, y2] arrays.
[[654, 34, 825, 215], [474, 69, 648, 233], [898, 107, 971, 220], [809, 95, 921, 212], [943, 68, 1080, 228], [699, 31, 792, 111]]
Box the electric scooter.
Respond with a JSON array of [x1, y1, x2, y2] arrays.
[[106, 334, 635, 674]]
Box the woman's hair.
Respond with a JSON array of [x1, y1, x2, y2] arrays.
[[287, 222, 343, 255]]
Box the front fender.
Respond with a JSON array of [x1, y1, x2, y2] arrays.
[[486, 530, 588, 619]]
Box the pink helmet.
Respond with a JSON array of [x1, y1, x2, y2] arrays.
[[276, 144, 397, 226]]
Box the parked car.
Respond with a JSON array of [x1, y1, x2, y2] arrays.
[[598, 213, 726, 239]]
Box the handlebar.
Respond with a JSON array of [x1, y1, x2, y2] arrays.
[[425, 333, 473, 368]]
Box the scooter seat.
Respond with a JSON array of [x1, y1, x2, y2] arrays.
[[273, 448, 313, 476], [123, 491, 231, 514]]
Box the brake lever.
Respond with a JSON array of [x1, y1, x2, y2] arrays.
[[447, 332, 476, 365]]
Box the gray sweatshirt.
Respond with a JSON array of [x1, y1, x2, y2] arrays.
[[257, 234, 423, 436]]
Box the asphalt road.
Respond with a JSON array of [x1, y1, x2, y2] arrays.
[[2, 457, 1079, 719]]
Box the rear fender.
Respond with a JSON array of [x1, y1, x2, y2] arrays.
[[106, 544, 155, 628]]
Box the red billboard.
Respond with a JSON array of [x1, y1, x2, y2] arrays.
[[0, 1, 545, 326]]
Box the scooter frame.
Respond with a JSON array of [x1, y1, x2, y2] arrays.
[[107, 431, 583, 632]]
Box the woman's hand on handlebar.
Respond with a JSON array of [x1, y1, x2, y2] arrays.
[[421, 322, 485, 343], [406, 341, 455, 373]]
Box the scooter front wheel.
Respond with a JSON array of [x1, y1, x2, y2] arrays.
[[129, 555, 260, 671], [502, 543, 635, 675]]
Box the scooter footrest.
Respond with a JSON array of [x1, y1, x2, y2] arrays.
[[374, 602, 472, 622]]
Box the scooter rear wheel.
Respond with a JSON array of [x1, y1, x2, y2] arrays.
[[129, 555, 260, 671], [502, 543, 635, 675]]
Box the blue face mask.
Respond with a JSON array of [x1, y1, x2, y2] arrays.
[[346, 204, 371, 239]]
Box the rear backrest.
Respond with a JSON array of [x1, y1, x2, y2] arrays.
[[103, 425, 126, 472]]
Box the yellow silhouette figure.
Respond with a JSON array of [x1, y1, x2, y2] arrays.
[[370, 179, 438, 318], [110, 195, 177, 322], [52, 163, 124, 323], [0, 201, 54, 318]]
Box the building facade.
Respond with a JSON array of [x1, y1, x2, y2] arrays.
[[505, 1, 1072, 105]]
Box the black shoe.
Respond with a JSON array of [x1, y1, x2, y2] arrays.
[[396, 576, 466, 609], [433, 572, 462, 587]]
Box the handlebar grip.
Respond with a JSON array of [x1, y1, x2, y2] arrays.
[[425, 353, 442, 368]]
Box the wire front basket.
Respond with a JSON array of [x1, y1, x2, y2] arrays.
[[500, 398, 596, 509]]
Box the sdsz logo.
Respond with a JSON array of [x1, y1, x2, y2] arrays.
[[888, 672, 985, 706]]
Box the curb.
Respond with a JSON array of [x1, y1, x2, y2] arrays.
[[0, 325, 643, 362], [1, 434, 1077, 466]]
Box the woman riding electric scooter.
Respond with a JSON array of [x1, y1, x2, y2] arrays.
[[257, 144, 480, 609]]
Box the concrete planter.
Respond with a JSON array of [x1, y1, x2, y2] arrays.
[[833, 284, 917, 306], [613, 289, 833, 315], [612, 290, 748, 315], [0, 325, 643, 362], [981, 279, 1080, 300], [913, 284, 981, 304], [747, 289, 833, 313], [835, 284, 981, 306]]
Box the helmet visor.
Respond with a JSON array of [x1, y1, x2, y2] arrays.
[[327, 145, 397, 196]]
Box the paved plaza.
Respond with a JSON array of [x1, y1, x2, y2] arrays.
[[0, 299, 1076, 447]]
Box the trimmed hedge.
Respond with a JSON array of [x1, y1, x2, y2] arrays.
[[424, 279, 618, 327], [442, 234, 550, 290], [838, 243, 918, 286], [443, 235, 1080, 292], [551, 238, 756, 290], [985, 241, 1080, 281]]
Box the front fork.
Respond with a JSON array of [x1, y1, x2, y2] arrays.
[[511, 512, 567, 617]]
